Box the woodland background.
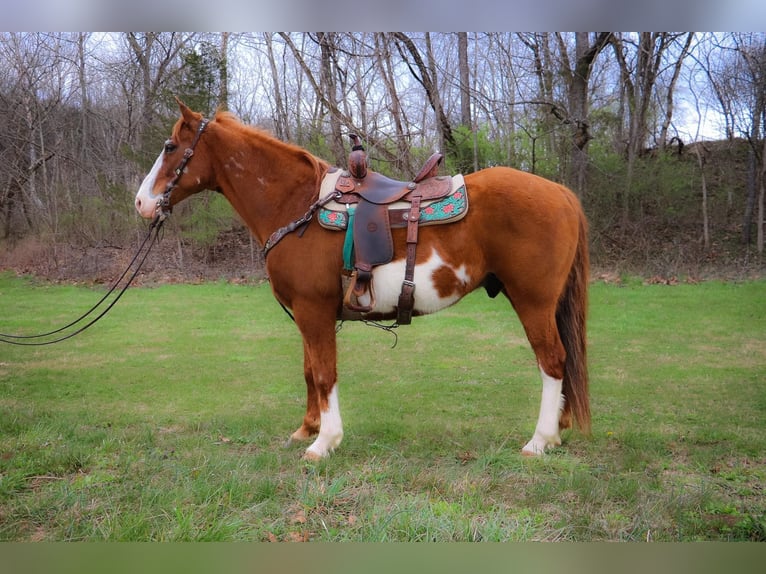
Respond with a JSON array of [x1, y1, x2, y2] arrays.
[[0, 32, 764, 282]]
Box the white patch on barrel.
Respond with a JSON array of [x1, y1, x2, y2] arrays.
[[135, 151, 164, 218], [366, 250, 470, 315]]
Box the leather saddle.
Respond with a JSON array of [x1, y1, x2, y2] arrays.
[[330, 135, 457, 324]]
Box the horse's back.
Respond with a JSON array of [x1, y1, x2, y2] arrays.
[[465, 166, 582, 221]]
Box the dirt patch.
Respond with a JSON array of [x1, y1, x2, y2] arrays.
[[0, 228, 267, 286]]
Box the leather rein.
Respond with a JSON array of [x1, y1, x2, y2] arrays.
[[0, 118, 210, 346]]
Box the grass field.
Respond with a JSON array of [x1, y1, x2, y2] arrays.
[[0, 272, 764, 541]]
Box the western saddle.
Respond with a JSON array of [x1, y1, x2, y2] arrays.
[[332, 135, 456, 325]]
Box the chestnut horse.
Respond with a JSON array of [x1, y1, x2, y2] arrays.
[[135, 101, 590, 460]]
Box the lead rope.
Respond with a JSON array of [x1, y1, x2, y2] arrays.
[[0, 216, 166, 346], [0, 117, 211, 346]]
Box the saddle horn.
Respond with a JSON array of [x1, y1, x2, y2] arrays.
[[347, 133, 367, 179]]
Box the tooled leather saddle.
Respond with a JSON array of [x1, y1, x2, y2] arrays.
[[318, 135, 468, 325]]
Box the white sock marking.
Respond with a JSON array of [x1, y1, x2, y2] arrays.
[[306, 386, 343, 458], [522, 366, 564, 455]]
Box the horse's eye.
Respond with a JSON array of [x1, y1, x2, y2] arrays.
[[164, 140, 177, 154]]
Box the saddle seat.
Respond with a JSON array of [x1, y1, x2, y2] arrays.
[[318, 141, 467, 324]]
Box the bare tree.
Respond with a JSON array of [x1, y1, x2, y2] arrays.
[[458, 32, 471, 128], [123, 32, 192, 148], [610, 32, 689, 227], [0, 33, 78, 237], [215, 32, 230, 112], [564, 32, 612, 196], [700, 33, 766, 250], [264, 33, 290, 141], [374, 33, 412, 174], [657, 33, 694, 149], [730, 33, 766, 253], [392, 32, 455, 155]]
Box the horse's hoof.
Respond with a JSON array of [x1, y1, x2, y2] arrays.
[[289, 426, 318, 444], [302, 449, 324, 462], [521, 447, 542, 457]]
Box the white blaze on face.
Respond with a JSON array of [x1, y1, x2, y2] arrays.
[[134, 151, 165, 219]]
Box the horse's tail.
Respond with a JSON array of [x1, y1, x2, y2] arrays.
[[557, 207, 591, 434]]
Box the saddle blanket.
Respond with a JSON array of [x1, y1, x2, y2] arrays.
[[317, 169, 468, 231]]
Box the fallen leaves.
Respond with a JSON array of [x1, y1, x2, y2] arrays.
[[264, 506, 360, 542]]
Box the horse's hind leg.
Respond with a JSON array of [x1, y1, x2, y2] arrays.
[[514, 303, 568, 455]]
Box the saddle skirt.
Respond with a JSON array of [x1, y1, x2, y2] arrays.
[[318, 169, 468, 231]]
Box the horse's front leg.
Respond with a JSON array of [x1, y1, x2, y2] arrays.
[[294, 312, 343, 460], [287, 340, 321, 444]]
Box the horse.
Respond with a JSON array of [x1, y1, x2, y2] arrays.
[[135, 100, 590, 461]]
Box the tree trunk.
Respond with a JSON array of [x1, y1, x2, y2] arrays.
[[317, 32, 345, 167], [458, 32, 471, 127], [658, 33, 693, 149], [567, 32, 611, 197], [694, 144, 710, 250], [611, 32, 667, 228], [759, 135, 765, 253], [219, 32, 229, 111], [744, 148, 756, 246], [76, 32, 90, 210], [376, 33, 410, 175], [265, 33, 289, 141]]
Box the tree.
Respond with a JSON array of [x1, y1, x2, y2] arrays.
[[696, 33, 766, 251], [392, 32, 455, 156], [610, 32, 692, 227], [374, 33, 412, 175], [278, 32, 348, 166], [264, 33, 290, 141], [657, 33, 694, 150], [0, 33, 78, 237], [729, 33, 766, 253], [564, 32, 612, 196], [123, 32, 192, 150]]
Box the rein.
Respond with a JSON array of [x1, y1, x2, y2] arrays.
[[0, 118, 210, 346], [262, 190, 342, 258], [0, 217, 165, 346]]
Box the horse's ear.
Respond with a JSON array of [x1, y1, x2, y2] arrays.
[[175, 97, 201, 124]]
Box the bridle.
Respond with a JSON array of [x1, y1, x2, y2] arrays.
[[154, 117, 210, 222]]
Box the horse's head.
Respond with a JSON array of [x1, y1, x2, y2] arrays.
[[135, 99, 214, 219]]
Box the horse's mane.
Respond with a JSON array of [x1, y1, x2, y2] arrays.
[[213, 110, 329, 182]]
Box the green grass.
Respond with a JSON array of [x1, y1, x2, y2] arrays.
[[0, 271, 765, 541]]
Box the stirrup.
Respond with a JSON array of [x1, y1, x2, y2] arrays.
[[343, 271, 375, 313]]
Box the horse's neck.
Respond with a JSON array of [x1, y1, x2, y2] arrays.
[[217, 133, 322, 246]]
